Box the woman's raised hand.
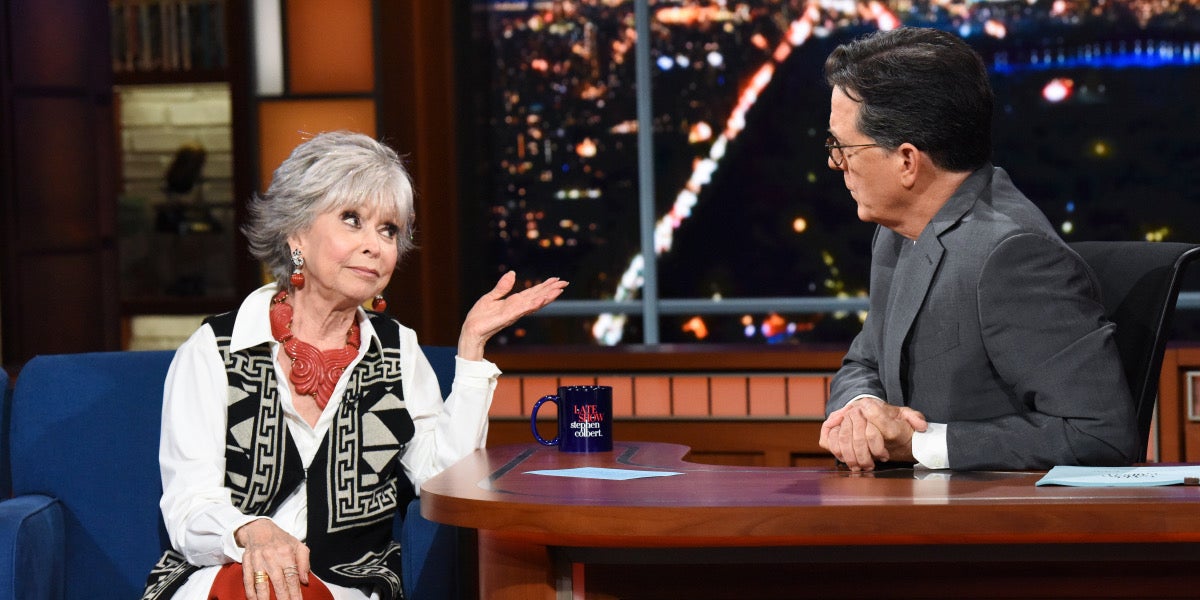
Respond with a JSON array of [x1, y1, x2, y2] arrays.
[[458, 271, 568, 360]]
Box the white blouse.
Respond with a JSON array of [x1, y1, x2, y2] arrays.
[[159, 284, 499, 599]]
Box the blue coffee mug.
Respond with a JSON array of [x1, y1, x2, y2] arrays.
[[530, 385, 613, 452]]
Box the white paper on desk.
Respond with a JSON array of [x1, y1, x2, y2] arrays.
[[1036, 465, 1200, 487], [525, 467, 684, 481]]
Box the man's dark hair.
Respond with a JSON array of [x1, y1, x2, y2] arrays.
[[824, 27, 993, 172]]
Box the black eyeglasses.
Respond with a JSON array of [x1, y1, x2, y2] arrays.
[[825, 136, 879, 166]]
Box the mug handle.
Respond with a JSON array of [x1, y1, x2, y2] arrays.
[[530, 395, 560, 446]]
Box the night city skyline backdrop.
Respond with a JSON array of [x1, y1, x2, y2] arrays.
[[463, 0, 1200, 345]]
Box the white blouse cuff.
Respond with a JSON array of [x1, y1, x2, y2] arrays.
[[452, 355, 501, 387]]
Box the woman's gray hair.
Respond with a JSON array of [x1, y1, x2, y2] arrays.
[[243, 131, 416, 288]]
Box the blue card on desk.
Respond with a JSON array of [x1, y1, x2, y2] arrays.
[[1036, 465, 1200, 487], [525, 467, 684, 481]]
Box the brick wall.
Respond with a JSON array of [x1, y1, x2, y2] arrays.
[[118, 83, 233, 347], [117, 82, 236, 304], [117, 83, 232, 205]]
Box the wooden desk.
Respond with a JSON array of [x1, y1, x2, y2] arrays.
[[422, 442, 1200, 599]]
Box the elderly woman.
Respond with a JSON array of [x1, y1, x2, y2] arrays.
[[142, 131, 567, 600]]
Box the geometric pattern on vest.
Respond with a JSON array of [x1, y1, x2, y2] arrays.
[[141, 550, 191, 600], [323, 345, 410, 532], [328, 542, 404, 594], [224, 347, 294, 513]]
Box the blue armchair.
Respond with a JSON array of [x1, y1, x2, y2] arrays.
[[0, 347, 461, 600]]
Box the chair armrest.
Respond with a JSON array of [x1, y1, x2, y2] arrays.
[[0, 495, 65, 600], [400, 497, 460, 600]]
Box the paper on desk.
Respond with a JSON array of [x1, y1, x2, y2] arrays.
[[1036, 465, 1200, 487], [525, 467, 684, 481]]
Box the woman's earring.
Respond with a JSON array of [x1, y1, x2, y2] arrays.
[[290, 249, 306, 289], [372, 295, 387, 312]]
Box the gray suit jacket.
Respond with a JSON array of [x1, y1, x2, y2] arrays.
[[827, 165, 1139, 470]]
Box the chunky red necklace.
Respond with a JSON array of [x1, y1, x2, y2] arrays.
[[269, 290, 361, 410]]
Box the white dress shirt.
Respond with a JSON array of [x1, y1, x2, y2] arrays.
[[160, 284, 500, 599]]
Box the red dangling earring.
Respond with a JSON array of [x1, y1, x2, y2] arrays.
[[372, 295, 387, 312], [289, 249, 306, 289]]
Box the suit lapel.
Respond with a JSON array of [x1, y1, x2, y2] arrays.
[[879, 166, 993, 406], [882, 237, 944, 406]]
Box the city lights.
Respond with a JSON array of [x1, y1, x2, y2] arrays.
[[481, 0, 1200, 345]]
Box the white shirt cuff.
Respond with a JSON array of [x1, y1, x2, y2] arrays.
[[453, 355, 501, 388], [912, 422, 949, 469], [846, 394, 880, 405]]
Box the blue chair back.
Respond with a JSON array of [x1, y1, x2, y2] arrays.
[[10, 351, 176, 599], [0, 368, 9, 498], [422, 345, 456, 399]]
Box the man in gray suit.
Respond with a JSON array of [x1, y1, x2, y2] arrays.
[[817, 27, 1139, 471]]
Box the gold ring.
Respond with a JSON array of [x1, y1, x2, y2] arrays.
[[253, 571, 269, 584], [282, 565, 299, 577]]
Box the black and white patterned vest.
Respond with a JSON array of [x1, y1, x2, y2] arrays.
[[142, 308, 416, 599]]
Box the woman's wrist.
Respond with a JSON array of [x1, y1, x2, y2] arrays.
[[457, 339, 486, 362]]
